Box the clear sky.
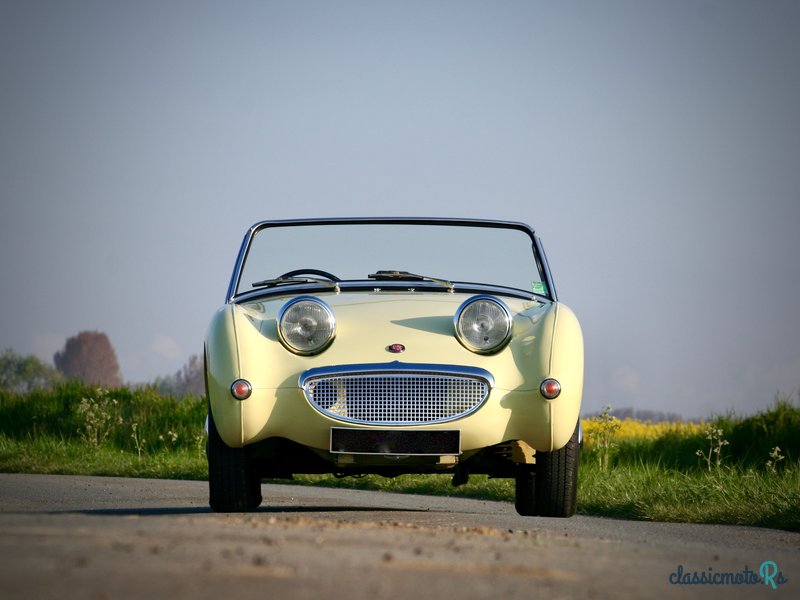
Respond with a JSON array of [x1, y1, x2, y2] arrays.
[[1, 1, 798, 418]]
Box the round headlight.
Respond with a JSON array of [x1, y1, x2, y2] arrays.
[[454, 296, 512, 354], [278, 296, 336, 355]]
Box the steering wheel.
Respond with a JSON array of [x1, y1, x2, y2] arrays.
[[278, 269, 341, 282]]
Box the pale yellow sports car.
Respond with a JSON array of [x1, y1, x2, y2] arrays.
[[205, 218, 583, 516]]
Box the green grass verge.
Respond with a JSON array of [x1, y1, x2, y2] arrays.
[[578, 461, 800, 531], [0, 434, 207, 481]]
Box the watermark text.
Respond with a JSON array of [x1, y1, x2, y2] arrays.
[[669, 561, 788, 589]]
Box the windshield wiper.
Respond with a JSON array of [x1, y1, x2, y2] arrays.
[[252, 276, 339, 291], [368, 270, 455, 292]]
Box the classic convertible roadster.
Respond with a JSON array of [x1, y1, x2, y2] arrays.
[[205, 218, 583, 516]]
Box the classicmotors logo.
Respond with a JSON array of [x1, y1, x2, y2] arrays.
[[669, 561, 788, 590]]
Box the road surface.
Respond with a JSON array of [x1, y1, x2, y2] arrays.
[[0, 474, 797, 599]]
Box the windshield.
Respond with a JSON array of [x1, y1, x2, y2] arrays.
[[233, 221, 550, 298]]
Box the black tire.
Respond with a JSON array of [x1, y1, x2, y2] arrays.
[[514, 468, 537, 516], [206, 411, 262, 512], [514, 422, 580, 517], [535, 422, 580, 517]]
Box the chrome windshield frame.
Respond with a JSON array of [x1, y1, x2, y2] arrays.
[[225, 217, 558, 304]]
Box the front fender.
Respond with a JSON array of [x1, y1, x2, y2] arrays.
[[547, 303, 583, 450], [205, 305, 244, 447]]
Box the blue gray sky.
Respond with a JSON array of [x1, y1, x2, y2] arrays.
[[1, 1, 798, 418]]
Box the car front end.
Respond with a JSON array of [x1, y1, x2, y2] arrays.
[[205, 218, 583, 516]]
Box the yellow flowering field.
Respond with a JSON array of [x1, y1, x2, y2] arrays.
[[580, 417, 706, 444]]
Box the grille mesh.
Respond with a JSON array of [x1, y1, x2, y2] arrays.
[[304, 371, 490, 425]]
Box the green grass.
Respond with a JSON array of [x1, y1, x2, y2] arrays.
[[1, 384, 798, 531], [0, 382, 207, 453], [0, 434, 207, 480], [578, 461, 800, 531]]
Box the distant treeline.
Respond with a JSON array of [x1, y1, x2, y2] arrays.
[[1, 345, 204, 398]]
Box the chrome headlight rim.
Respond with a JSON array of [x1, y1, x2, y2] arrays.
[[453, 295, 513, 354], [277, 296, 336, 355]]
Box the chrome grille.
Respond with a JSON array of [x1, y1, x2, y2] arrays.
[[301, 365, 492, 425]]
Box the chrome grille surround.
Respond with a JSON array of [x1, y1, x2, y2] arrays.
[[299, 362, 494, 426]]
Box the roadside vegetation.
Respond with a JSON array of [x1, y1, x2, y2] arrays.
[[0, 382, 798, 531]]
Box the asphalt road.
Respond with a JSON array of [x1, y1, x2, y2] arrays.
[[0, 473, 797, 599]]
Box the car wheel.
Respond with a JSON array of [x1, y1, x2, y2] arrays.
[[514, 468, 537, 516], [533, 422, 580, 517], [514, 422, 580, 517], [206, 411, 262, 512]]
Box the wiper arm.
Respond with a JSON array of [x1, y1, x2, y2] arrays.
[[368, 270, 455, 292], [252, 276, 339, 291]]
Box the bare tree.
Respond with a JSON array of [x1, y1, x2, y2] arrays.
[[154, 354, 204, 397], [176, 354, 205, 396], [53, 331, 123, 388]]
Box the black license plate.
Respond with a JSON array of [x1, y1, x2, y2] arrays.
[[330, 428, 461, 456]]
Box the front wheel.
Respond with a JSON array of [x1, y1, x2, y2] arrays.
[[514, 422, 580, 517], [514, 469, 537, 516], [206, 412, 262, 512]]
